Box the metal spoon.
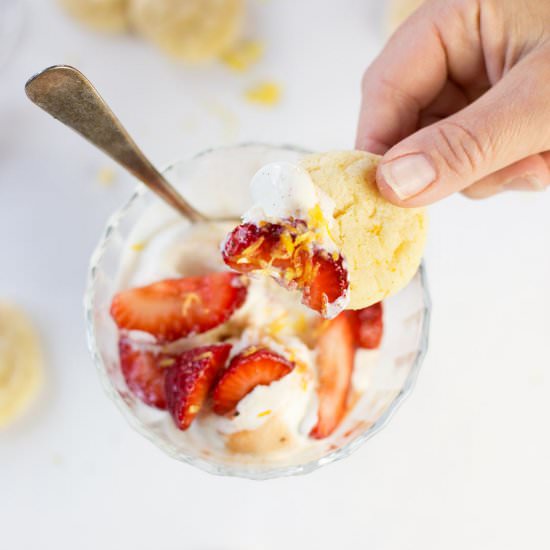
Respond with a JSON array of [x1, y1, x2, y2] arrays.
[[25, 65, 215, 223]]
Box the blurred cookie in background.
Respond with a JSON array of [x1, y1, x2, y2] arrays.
[[129, 0, 244, 62], [59, 0, 245, 63], [387, 0, 425, 33], [0, 302, 44, 428], [59, 0, 130, 33]]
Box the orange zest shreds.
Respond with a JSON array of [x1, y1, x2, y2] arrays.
[[221, 40, 264, 72], [302, 256, 314, 283], [269, 240, 292, 262], [267, 314, 288, 336], [294, 360, 308, 374], [188, 405, 200, 414], [325, 225, 337, 243], [332, 251, 340, 261], [282, 221, 298, 233], [308, 204, 337, 242], [293, 231, 315, 248], [159, 357, 177, 368], [242, 346, 259, 357], [279, 232, 294, 256], [196, 351, 214, 361], [307, 204, 325, 228], [292, 314, 308, 334], [244, 81, 282, 106], [284, 268, 296, 282], [181, 292, 202, 316], [257, 409, 272, 418], [131, 242, 146, 252], [241, 236, 265, 258], [301, 378, 308, 391]]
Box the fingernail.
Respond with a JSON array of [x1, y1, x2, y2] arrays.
[[380, 153, 437, 200], [505, 175, 547, 192]]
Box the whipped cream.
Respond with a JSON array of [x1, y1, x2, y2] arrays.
[[245, 162, 330, 219], [245, 162, 336, 245]]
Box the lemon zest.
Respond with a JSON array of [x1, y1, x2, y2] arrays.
[[131, 242, 146, 252], [181, 293, 202, 316], [244, 81, 282, 106], [221, 40, 264, 72]]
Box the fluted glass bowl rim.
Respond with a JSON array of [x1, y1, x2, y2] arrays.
[[84, 143, 431, 480]]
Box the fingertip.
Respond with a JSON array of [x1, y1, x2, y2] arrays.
[[376, 155, 446, 208], [375, 164, 413, 207]]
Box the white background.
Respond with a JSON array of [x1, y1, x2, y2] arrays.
[[1, 1, 549, 549]]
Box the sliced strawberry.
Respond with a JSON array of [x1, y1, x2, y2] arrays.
[[347, 302, 384, 349], [110, 272, 247, 342], [222, 221, 348, 317], [119, 337, 168, 409], [304, 251, 348, 316], [212, 348, 295, 415], [165, 344, 232, 430], [222, 222, 290, 273], [355, 302, 383, 349], [310, 313, 355, 439]]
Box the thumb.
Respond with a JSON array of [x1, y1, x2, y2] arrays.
[[376, 49, 550, 206]]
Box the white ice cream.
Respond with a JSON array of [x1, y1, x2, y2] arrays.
[[245, 162, 331, 221], [244, 162, 338, 252]]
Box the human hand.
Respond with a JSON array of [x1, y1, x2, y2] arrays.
[[356, 0, 550, 205]]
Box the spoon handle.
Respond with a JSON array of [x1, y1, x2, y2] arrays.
[[25, 65, 206, 222]]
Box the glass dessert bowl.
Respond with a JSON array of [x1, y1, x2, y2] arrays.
[[85, 143, 431, 479]]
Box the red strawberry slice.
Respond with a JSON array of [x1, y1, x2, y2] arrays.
[[310, 313, 355, 439], [222, 222, 290, 273], [165, 344, 232, 430], [222, 221, 348, 317], [304, 251, 348, 316], [119, 337, 168, 409], [212, 348, 295, 415], [348, 302, 384, 349], [111, 272, 247, 342], [355, 302, 384, 349]]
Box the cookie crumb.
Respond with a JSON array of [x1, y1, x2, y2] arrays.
[[244, 81, 281, 106], [97, 167, 116, 186], [221, 40, 264, 72], [130, 242, 146, 252]]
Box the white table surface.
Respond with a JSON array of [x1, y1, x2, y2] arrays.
[[2, 1, 549, 549]]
